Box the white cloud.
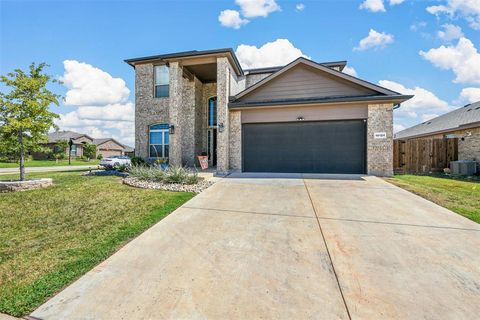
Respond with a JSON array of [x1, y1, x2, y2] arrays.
[[419, 37, 480, 84], [360, 0, 386, 12], [354, 29, 394, 51], [389, 0, 405, 4], [235, 39, 309, 69], [236, 0, 280, 18], [61, 60, 129, 106], [427, 0, 480, 30], [76, 102, 134, 122], [218, 9, 249, 29], [394, 123, 406, 133], [422, 113, 439, 121], [379, 80, 451, 128], [57, 60, 134, 146], [296, 3, 305, 12], [458, 87, 480, 103], [410, 21, 427, 32], [342, 66, 358, 77], [437, 24, 464, 41]]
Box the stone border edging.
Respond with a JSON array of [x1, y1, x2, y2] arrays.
[[0, 178, 53, 193], [123, 176, 214, 193]]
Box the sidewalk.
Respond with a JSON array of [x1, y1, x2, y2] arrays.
[[0, 165, 99, 175]]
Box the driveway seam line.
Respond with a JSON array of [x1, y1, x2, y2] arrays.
[[317, 216, 480, 232], [181, 206, 316, 219], [303, 179, 352, 320]]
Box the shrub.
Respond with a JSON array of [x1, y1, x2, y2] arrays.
[[97, 154, 103, 160], [83, 143, 96, 160], [131, 156, 145, 166], [115, 163, 130, 172], [127, 165, 199, 184]]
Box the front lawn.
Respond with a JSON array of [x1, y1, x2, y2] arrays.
[[0, 159, 100, 168], [0, 171, 194, 317], [387, 174, 480, 224]]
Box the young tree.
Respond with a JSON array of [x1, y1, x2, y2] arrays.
[[83, 143, 96, 161], [0, 63, 61, 180], [53, 139, 68, 163]]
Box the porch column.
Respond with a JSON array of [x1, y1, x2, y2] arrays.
[[168, 61, 183, 167], [216, 57, 230, 174]]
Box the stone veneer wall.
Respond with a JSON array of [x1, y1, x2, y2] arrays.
[[180, 76, 197, 166], [229, 110, 242, 171], [245, 73, 272, 88], [367, 103, 394, 176], [135, 63, 169, 159], [168, 62, 184, 166], [216, 57, 230, 173], [457, 128, 480, 164]]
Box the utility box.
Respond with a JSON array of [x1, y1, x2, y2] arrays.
[[450, 160, 477, 176]]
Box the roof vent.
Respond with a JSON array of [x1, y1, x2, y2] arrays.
[[464, 103, 471, 108], [467, 109, 472, 112]]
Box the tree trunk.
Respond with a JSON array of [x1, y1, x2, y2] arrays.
[[18, 130, 25, 181]]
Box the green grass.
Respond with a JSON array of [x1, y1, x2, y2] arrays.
[[0, 171, 194, 317], [0, 159, 100, 168], [387, 174, 480, 224]]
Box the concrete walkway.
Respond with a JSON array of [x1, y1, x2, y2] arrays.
[[31, 174, 480, 319], [0, 165, 98, 175]]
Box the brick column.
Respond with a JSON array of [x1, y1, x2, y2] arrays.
[[367, 103, 394, 176], [216, 57, 230, 174], [168, 62, 183, 167]]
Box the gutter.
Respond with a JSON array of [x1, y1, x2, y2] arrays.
[[229, 95, 414, 109]]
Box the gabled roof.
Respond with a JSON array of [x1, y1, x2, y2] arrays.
[[234, 57, 401, 102], [244, 60, 348, 75], [48, 131, 93, 143], [230, 57, 411, 109], [93, 138, 126, 149], [395, 101, 480, 139]]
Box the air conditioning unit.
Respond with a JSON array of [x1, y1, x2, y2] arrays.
[[450, 160, 477, 176]]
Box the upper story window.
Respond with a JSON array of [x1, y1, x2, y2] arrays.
[[154, 65, 169, 98], [208, 97, 217, 127]]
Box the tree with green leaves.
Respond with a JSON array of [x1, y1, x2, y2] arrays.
[[53, 139, 68, 162], [83, 143, 96, 161], [0, 63, 61, 180]]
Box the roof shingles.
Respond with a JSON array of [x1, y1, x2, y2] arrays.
[[395, 101, 480, 139]]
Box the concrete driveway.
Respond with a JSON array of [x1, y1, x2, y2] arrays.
[[32, 174, 480, 319]]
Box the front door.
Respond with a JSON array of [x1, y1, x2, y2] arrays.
[[207, 128, 217, 166]]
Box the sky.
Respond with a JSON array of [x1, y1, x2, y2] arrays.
[[1, 0, 480, 146]]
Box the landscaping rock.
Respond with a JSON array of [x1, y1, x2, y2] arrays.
[[123, 176, 214, 193], [0, 178, 53, 193]]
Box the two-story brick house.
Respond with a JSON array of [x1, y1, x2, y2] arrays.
[[125, 48, 412, 176]]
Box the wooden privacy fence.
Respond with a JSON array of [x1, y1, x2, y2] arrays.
[[394, 138, 458, 174]]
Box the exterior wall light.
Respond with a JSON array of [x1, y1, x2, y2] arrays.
[[169, 125, 175, 134], [296, 116, 305, 121], [218, 122, 225, 132]]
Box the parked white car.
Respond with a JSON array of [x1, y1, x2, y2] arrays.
[[100, 156, 131, 169]]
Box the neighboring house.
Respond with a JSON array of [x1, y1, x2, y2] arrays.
[[125, 48, 412, 176], [33, 130, 95, 159], [34, 131, 130, 159], [395, 101, 480, 166], [93, 138, 127, 158]]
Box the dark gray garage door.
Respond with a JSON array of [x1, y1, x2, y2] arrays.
[[243, 120, 366, 174]]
